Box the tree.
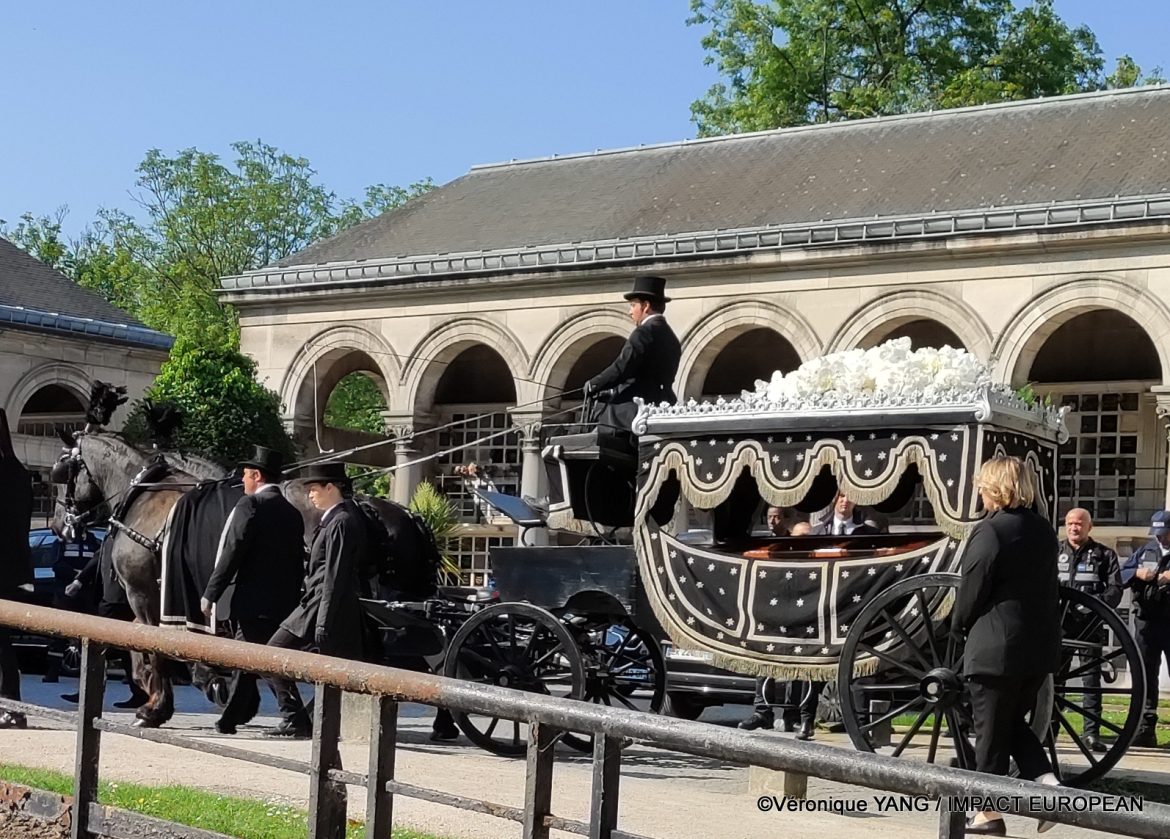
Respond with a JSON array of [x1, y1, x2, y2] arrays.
[[121, 339, 294, 466], [688, 0, 1161, 135]]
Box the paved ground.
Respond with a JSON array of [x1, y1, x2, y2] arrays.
[[2, 675, 1169, 839]]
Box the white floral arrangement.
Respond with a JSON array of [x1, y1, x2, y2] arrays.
[[751, 337, 995, 409]]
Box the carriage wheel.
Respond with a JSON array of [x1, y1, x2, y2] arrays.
[[838, 574, 975, 770], [443, 602, 585, 757], [560, 618, 667, 753], [839, 574, 1143, 787], [1044, 586, 1145, 786]]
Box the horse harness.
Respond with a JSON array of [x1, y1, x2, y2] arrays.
[[55, 445, 196, 556]]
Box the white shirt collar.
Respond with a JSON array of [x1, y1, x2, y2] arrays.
[[320, 501, 343, 525], [639, 313, 663, 326], [255, 483, 279, 494]]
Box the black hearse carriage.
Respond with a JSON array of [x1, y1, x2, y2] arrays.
[[626, 383, 1144, 785]]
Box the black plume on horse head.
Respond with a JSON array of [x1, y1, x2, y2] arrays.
[[144, 399, 184, 443], [86, 381, 129, 427]]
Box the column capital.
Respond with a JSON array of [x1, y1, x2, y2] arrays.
[[1152, 386, 1170, 420], [510, 411, 544, 444]]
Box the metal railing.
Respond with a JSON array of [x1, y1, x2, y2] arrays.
[[2, 599, 1169, 839]]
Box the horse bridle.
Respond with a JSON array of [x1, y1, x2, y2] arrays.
[[53, 437, 172, 554]]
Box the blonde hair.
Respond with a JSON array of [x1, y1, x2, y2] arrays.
[[974, 456, 1035, 511]]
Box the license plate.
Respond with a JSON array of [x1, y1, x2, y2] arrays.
[[665, 646, 714, 663]]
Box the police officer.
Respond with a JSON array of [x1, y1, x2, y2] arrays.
[[1120, 510, 1170, 748], [1058, 508, 1122, 752]]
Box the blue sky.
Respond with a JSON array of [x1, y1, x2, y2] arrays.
[[1, 1, 1165, 236]]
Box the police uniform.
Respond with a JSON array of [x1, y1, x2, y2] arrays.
[[1057, 537, 1122, 749], [1120, 512, 1170, 747]]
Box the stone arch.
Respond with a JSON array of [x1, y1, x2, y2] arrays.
[[403, 317, 530, 415], [6, 362, 93, 421], [280, 324, 401, 427], [993, 278, 1170, 386], [678, 301, 820, 400], [529, 308, 631, 403], [827, 288, 993, 359]]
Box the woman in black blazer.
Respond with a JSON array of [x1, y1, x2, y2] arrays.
[[954, 456, 1062, 835]]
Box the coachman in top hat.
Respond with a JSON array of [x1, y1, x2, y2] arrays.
[[585, 275, 682, 438]]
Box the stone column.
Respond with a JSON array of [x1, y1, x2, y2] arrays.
[[1151, 387, 1170, 510], [514, 416, 548, 546], [383, 413, 420, 507]]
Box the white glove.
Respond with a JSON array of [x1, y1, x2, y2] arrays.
[[65, 580, 83, 598]]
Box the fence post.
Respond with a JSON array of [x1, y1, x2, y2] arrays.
[[309, 684, 347, 839], [71, 639, 105, 839], [589, 733, 621, 839], [937, 798, 966, 839], [365, 696, 398, 839], [522, 721, 556, 839]]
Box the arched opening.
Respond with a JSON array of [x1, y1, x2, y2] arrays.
[[17, 384, 86, 437], [291, 348, 394, 467], [860, 318, 966, 350], [1028, 311, 1164, 525], [698, 328, 801, 399], [424, 344, 521, 582], [563, 337, 626, 397]]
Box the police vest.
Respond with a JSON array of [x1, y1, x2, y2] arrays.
[[1057, 543, 1110, 594]]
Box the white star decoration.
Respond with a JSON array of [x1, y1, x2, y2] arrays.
[[767, 436, 774, 443], [650, 533, 658, 541], [725, 618, 734, 627], [785, 436, 793, 443], [669, 550, 677, 559], [864, 468, 873, 477], [840, 624, 848, 633], [686, 616, 695, 625], [758, 570, 767, 579], [795, 646, 803, 653], [653, 442, 661, 450], [796, 453, 805, 462], [678, 575, 687, 583], [939, 453, 948, 462], [920, 557, 930, 564], [867, 567, 876, 576], [891, 432, 899, 440], [852, 594, 861, 602], [869, 433, 876, 440], [757, 622, 764, 631], [690, 440, 698, 448], [730, 568, 739, 576], [657, 566, 665, 574], [771, 454, 780, 463], [796, 598, 804, 607], [878, 451, 887, 461], [706, 472, 713, 480], [946, 479, 954, 487], [895, 564, 903, 571], [930, 433, 939, 441], [841, 570, 850, 578], [782, 469, 790, 478], [687, 557, 695, 566], [718, 587, 726, 595], [708, 439, 716, 447], [847, 434, 855, 442], [806, 626, 815, 635], [706, 608, 713, 615], [668, 593, 676, 601], [770, 597, 778, 606], [642, 462, 649, 469], [951, 433, 959, 442], [696, 581, 704, 589], [695, 457, 703, 466], [910, 607, 919, 617], [766, 644, 775, 652], [809, 571, 818, 580], [821, 647, 830, 655], [718, 456, 725, 464], [854, 453, 863, 462], [785, 571, 793, 580], [717, 631, 724, 640], [707, 563, 715, 572], [726, 438, 734, 445], [779, 626, 788, 634]]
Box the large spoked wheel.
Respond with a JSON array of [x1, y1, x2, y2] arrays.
[[839, 574, 977, 770], [839, 574, 1144, 787], [1046, 587, 1145, 785], [560, 617, 667, 753], [443, 602, 585, 757]]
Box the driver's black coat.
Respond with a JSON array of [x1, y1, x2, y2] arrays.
[[0, 409, 33, 597]]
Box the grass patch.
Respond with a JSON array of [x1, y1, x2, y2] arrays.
[[0, 763, 441, 839], [1089, 776, 1170, 806]]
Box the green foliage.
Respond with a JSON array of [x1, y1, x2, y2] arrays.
[[325, 373, 388, 434], [1014, 383, 1053, 409], [121, 339, 294, 466], [408, 481, 464, 583], [687, 0, 1159, 135]]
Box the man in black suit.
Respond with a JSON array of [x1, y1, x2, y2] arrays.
[[585, 275, 682, 434], [265, 461, 368, 738], [1120, 509, 1170, 748], [201, 446, 306, 735], [0, 409, 33, 730]]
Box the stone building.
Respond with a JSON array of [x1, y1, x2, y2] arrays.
[[0, 239, 171, 523], [221, 86, 1170, 580]]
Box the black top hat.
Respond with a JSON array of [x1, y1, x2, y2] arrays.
[[623, 275, 671, 304], [239, 446, 285, 480], [295, 461, 351, 486]]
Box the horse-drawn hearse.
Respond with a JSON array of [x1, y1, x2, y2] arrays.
[[40, 341, 1146, 783]]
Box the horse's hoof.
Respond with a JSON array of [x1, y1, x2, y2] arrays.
[[132, 718, 146, 728]]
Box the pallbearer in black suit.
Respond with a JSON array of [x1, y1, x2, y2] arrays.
[[265, 462, 368, 738], [201, 445, 306, 735], [585, 275, 682, 433], [954, 457, 1062, 836]]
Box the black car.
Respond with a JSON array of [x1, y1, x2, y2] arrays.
[[12, 528, 107, 673]]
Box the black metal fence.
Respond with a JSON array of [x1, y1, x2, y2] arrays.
[[2, 599, 1169, 839]]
